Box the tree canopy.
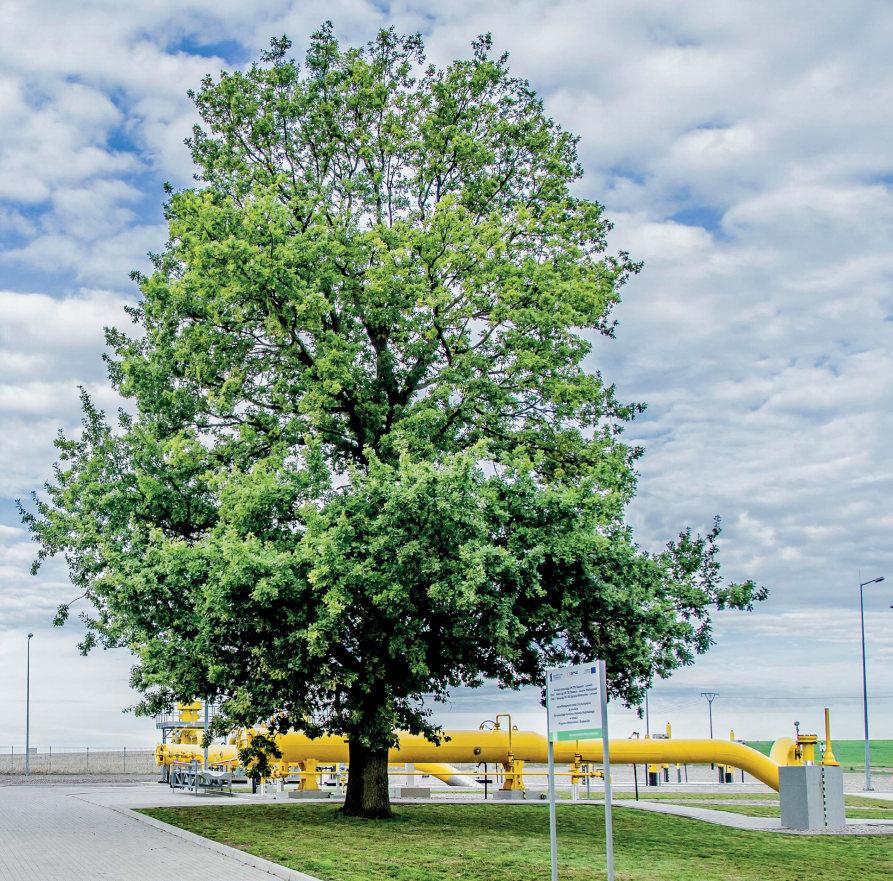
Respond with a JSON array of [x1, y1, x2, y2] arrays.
[[21, 25, 765, 817]]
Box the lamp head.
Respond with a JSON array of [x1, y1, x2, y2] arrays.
[[27, 632, 33, 639]]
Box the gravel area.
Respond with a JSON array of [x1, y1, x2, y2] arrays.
[[843, 771, 893, 792], [0, 773, 160, 786]]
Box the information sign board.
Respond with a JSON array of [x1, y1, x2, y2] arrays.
[[546, 662, 602, 741]]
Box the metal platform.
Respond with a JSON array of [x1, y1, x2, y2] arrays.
[[169, 760, 233, 796]]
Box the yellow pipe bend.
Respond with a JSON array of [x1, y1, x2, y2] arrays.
[[414, 762, 479, 787], [769, 737, 798, 768]]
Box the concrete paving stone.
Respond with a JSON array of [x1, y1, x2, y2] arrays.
[[0, 783, 321, 880]]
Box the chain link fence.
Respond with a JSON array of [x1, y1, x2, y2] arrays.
[[2, 746, 157, 774]]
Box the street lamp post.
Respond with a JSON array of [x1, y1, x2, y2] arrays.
[[25, 633, 33, 775], [859, 575, 885, 792]]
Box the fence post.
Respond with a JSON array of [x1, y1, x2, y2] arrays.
[[86, 746, 89, 772], [49, 745, 52, 773], [123, 746, 127, 773]]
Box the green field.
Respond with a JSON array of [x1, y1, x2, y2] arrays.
[[141, 803, 893, 881], [747, 739, 893, 769]]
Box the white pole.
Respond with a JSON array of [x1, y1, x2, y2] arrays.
[[25, 633, 33, 776], [203, 700, 209, 769], [599, 661, 615, 881], [860, 582, 873, 791], [547, 737, 558, 881], [545, 683, 558, 881]]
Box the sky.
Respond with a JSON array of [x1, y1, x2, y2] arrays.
[[0, 0, 891, 750]]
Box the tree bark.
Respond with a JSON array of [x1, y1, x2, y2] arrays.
[[340, 740, 393, 819]]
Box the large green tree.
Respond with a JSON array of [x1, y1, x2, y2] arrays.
[[22, 26, 764, 818]]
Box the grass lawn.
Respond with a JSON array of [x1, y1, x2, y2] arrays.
[[140, 802, 893, 881], [846, 794, 893, 809], [746, 739, 893, 770]]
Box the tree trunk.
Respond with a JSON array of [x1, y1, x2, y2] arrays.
[[340, 740, 393, 819]]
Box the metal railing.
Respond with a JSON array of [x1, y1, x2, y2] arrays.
[[155, 701, 224, 731]]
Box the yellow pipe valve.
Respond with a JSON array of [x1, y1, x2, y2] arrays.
[[298, 759, 320, 790], [177, 702, 202, 723], [500, 755, 526, 791], [797, 734, 818, 764]]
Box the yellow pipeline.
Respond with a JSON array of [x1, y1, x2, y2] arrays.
[[234, 730, 785, 791], [156, 743, 238, 767], [156, 744, 475, 788], [159, 731, 788, 791]]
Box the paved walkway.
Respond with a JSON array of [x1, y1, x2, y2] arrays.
[[616, 798, 893, 835], [0, 783, 320, 881], [618, 798, 780, 830], [856, 790, 893, 802]]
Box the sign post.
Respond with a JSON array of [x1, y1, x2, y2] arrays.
[[599, 660, 615, 881], [544, 683, 559, 881], [545, 660, 614, 881]]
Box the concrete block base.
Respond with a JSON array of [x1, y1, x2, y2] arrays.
[[389, 786, 431, 799], [819, 766, 846, 829], [779, 765, 845, 830], [289, 790, 332, 799], [492, 790, 529, 801]]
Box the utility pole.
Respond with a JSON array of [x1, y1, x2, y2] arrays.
[[701, 692, 718, 768], [25, 633, 34, 775], [701, 692, 719, 738]]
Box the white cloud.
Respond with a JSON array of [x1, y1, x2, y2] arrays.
[[0, 288, 127, 376], [48, 179, 142, 241], [0, 206, 35, 237], [0, 76, 136, 203], [4, 222, 166, 284], [0, 289, 129, 496]]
